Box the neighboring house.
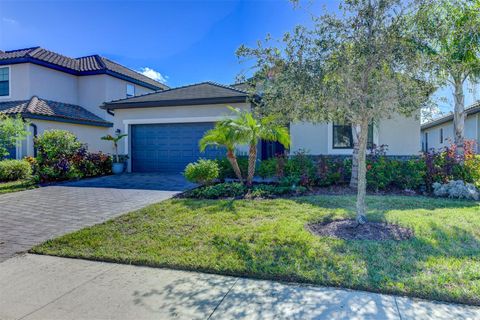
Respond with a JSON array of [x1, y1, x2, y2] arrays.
[[0, 46, 167, 158], [0, 46, 421, 173], [421, 102, 480, 152]]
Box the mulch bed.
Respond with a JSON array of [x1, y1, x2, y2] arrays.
[[307, 219, 413, 241]]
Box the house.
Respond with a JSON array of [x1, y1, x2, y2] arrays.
[[421, 102, 480, 152], [0, 46, 421, 173], [0, 47, 167, 158]]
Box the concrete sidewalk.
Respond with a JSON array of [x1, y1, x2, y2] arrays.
[[1, 255, 479, 320]]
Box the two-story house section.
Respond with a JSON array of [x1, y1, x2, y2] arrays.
[[0, 47, 167, 158]]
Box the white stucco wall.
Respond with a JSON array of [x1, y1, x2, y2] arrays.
[[290, 113, 420, 156], [290, 122, 329, 154], [378, 112, 421, 155], [422, 113, 479, 151], [0, 63, 155, 121], [0, 64, 31, 101]]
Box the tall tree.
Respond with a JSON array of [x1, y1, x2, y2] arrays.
[[237, 0, 430, 224], [413, 0, 480, 157]]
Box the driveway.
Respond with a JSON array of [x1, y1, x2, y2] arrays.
[[2, 254, 480, 320], [0, 173, 192, 262]]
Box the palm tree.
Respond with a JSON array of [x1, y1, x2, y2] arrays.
[[228, 108, 290, 186], [199, 123, 244, 182]]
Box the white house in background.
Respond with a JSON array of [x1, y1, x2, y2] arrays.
[[0, 46, 421, 173], [421, 102, 480, 152]]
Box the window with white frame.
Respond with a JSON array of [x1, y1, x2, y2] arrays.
[[126, 83, 135, 98], [0, 67, 9, 97]]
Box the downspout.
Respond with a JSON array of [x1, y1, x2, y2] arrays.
[[29, 122, 38, 157]]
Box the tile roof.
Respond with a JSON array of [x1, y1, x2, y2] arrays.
[[421, 101, 480, 130], [0, 96, 112, 127], [103, 81, 249, 109], [0, 47, 168, 90]]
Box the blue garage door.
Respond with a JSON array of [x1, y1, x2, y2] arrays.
[[131, 122, 225, 173]]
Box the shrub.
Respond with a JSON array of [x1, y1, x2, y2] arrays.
[[284, 150, 317, 187], [186, 182, 246, 199], [0, 159, 32, 182], [184, 159, 219, 185], [257, 158, 278, 179], [316, 156, 351, 186], [34, 130, 112, 182], [433, 180, 479, 200], [216, 157, 249, 180]]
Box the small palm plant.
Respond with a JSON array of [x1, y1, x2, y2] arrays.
[[101, 133, 128, 164], [199, 122, 244, 182], [227, 107, 290, 186]]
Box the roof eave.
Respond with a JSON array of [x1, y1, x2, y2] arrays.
[[0, 58, 165, 91], [102, 96, 249, 110], [22, 113, 113, 127], [421, 106, 480, 130]]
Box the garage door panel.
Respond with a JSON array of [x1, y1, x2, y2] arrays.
[[131, 122, 224, 173]]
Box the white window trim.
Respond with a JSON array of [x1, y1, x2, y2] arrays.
[[0, 65, 11, 99]]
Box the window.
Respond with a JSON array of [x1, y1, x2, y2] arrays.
[[126, 84, 135, 98], [0, 67, 9, 97], [424, 132, 429, 151], [332, 122, 373, 149], [440, 128, 443, 144]]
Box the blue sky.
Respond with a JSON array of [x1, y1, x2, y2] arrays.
[[0, 0, 329, 87], [0, 0, 476, 115]]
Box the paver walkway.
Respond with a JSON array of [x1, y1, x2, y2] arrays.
[[0, 173, 192, 262], [1, 254, 479, 320]]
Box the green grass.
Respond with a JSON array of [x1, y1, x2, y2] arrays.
[[0, 179, 37, 194], [31, 195, 480, 305]]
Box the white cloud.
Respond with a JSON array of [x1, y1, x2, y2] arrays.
[[2, 17, 18, 25], [139, 67, 168, 84]]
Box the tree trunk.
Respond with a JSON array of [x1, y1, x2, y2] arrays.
[[355, 119, 369, 225], [453, 76, 465, 160], [247, 143, 257, 186], [350, 125, 360, 189], [226, 150, 243, 183]]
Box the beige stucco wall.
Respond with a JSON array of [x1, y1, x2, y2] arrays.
[[422, 113, 479, 151], [20, 119, 113, 158], [290, 113, 420, 156]]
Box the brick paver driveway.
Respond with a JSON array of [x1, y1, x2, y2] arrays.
[[0, 173, 193, 262]]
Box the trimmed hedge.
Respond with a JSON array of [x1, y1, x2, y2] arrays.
[[0, 159, 32, 182]]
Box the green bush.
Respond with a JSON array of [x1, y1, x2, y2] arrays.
[[184, 159, 219, 185], [216, 157, 249, 180], [284, 151, 317, 186], [34, 129, 111, 182], [257, 158, 278, 179], [0, 159, 32, 182], [187, 182, 246, 199]]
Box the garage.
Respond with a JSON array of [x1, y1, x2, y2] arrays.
[[131, 122, 225, 173]]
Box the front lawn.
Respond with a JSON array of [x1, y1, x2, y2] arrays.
[[0, 179, 37, 194], [31, 195, 480, 305]]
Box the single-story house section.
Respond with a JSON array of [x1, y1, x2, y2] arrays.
[[421, 102, 480, 152], [103, 81, 421, 173]]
